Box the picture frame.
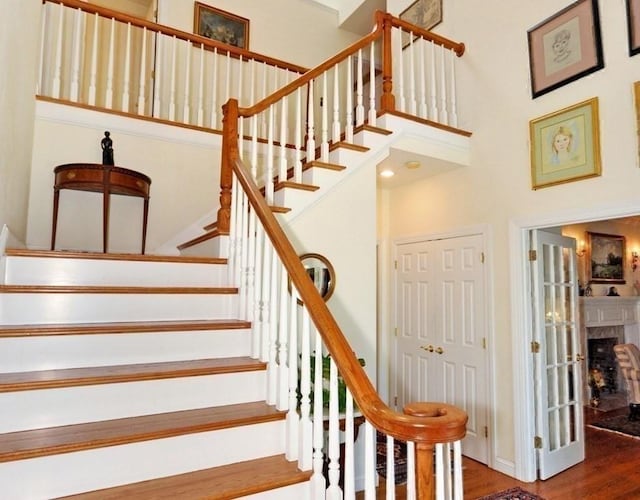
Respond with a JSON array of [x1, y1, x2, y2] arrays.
[[529, 97, 601, 189], [193, 2, 249, 50], [527, 0, 604, 99], [400, 0, 443, 31], [627, 0, 640, 56], [587, 232, 626, 284]]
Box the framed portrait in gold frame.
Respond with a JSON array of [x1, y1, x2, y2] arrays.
[[529, 97, 601, 190], [194, 2, 249, 50]]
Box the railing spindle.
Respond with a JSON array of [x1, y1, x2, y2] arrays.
[[168, 36, 177, 120], [122, 22, 132, 112], [429, 40, 437, 121], [355, 49, 364, 127], [326, 357, 341, 500], [440, 45, 448, 125], [182, 40, 191, 123], [294, 87, 303, 183], [368, 41, 376, 126], [419, 40, 427, 119], [332, 66, 340, 144], [345, 55, 354, 143], [449, 48, 458, 127], [321, 72, 329, 162], [311, 330, 326, 497], [137, 27, 148, 115], [88, 12, 99, 106], [298, 307, 313, 470], [196, 44, 204, 125], [306, 81, 316, 162], [210, 47, 218, 128], [343, 391, 355, 500], [69, 8, 83, 102], [152, 35, 162, 118], [277, 263, 289, 410], [105, 17, 115, 108], [286, 287, 299, 460], [52, 3, 64, 99]]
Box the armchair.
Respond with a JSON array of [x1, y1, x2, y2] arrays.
[[613, 343, 640, 421]]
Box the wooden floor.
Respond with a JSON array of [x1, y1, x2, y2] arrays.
[[367, 404, 640, 500]]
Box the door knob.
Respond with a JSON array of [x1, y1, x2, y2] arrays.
[[435, 347, 444, 355], [576, 353, 585, 361], [420, 345, 434, 352]]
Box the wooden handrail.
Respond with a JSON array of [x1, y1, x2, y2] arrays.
[[43, 0, 308, 75], [225, 97, 466, 498], [390, 16, 466, 56]]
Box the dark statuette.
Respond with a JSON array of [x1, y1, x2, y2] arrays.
[[101, 131, 114, 165]]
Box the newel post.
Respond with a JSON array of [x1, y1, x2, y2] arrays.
[[379, 12, 395, 113], [217, 98, 239, 235]]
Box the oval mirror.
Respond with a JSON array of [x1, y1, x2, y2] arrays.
[[299, 253, 335, 302]]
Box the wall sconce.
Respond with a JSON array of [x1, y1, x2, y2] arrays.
[[632, 251, 639, 272], [576, 240, 586, 257]]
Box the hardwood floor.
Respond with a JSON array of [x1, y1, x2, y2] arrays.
[[366, 404, 640, 499]]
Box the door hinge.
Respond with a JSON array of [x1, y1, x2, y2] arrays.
[[482, 337, 487, 349], [481, 252, 485, 263], [534, 436, 543, 449], [531, 341, 540, 353], [484, 426, 488, 438], [529, 250, 537, 261]]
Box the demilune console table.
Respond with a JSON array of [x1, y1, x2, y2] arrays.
[[51, 163, 151, 254]]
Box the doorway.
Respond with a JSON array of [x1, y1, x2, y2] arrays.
[[511, 205, 640, 482]]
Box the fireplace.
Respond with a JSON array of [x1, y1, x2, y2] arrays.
[[587, 336, 619, 393]]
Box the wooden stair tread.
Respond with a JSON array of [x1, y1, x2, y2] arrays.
[[0, 402, 284, 463], [274, 180, 319, 192], [5, 249, 226, 265], [355, 123, 393, 136], [0, 319, 251, 338], [329, 141, 369, 153], [0, 357, 265, 393], [58, 454, 310, 499], [269, 205, 291, 213], [0, 284, 237, 294], [302, 160, 347, 172]]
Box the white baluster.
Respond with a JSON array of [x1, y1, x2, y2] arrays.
[[152, 35, 162, 118], [227, 173, 239, 284], [52, 3, 64, 99], [183, 41, 191, 123], [252, 223, 264, 358], [267, 249, 279, 405], [261, 62, 268, 137], [364, 421, 376, 499], [343, 391, 355, 500], [277, 263, 289, 410], [435, 442, 445, 500], [332, 66, 341, 144], [449, 49, 458, 128], [88, 12, 99, 106], [237, 55, 244, 108], [103, 18, 115, 108], [310, 332, 327, 499], [440, 45, 448, 125], [368, 41, 376, 126], [251, 114, 259, 182], [419, 40, 427, 119], [355, 50, 364, 127], [298, 307, 313, 470], [286, 287, 299, 460], [294, 87, 303, 183], [210, 47, 218, 128], [169, 36, 177, 121], [326, 358, 342, 500], [453, 440, 463, 500], [259, 235, 272, 363], [406, 441, 416, 500], [137, 27, 148, 115], [265, 104, 275, 204], [321, 73, 329, 162], [238, 183, 249, 319], [345, 56, 354, 143], [122, 22, 132, 112], [37, 3, 47, 95], [429, 40, 438, 121], [409, 35, 417, 116], [69, 9, 83, 102], [386, 435, 396, 499], [397, 33, 406, 113], [197, 44, 204, 126], [225, 51, 231, 104], [279, 96, 288, 182], [245, 205, 256, 323], [306, 82, 316, 162]]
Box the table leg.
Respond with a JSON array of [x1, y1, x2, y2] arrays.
[[142, 197, 149, 255], [51, 189, 60, 251]]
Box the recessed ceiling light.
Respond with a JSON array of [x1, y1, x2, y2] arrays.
[[379, 169, 395, 178], [405, 161, 421, 169]]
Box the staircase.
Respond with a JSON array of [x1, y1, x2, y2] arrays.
[[0, 249, 310, 499]]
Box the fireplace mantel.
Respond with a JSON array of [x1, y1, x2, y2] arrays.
[[580, 297, 640, 327]]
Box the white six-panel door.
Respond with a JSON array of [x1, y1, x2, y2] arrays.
[[394, 234, 488, 463]]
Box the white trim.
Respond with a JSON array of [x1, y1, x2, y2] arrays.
[[390, 223, 497, 468], [509, 198, 640, 482]]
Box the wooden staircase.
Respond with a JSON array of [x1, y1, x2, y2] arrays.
[[0, 249, 310, 499]]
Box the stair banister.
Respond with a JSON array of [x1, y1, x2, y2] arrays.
[[223, 96, 467, 498]]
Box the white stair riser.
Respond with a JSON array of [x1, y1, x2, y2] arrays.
[[3, 256, 228, 286], [1, 371, 267, 433], [353, 129, 387, 148], [329, 148, 365, 167], [240, 481, 310, 499], [0, 421, 285, 500], [301, 167, 343, 190], [273, 188, 314, 210], [0, 329, 252, 372], [0, 293, 238, 324]]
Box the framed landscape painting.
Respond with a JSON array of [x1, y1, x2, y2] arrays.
[[194, 2, 249, 50], [527, 0, 604, 98], [628, 0, 640, 56], [587, 232, 626, 284], [529, 97, 601, 189]]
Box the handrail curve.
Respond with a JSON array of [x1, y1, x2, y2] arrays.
[[43, 0, 308, 74], [225, 98, 467, 446]]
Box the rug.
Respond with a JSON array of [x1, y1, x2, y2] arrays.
[[588, 414, 640, 439], [475, 486, 546, 500], [376, 432, 407, 485]]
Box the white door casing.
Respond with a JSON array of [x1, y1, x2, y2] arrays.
[[530, 230, 584, 479], [394, 233, 489, 463]]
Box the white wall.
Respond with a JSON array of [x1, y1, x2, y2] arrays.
[[381, 0, 640, 475], [0, 0, 41, 244], [157, 0, 361, 68]]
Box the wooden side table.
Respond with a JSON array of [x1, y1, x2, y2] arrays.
[[51, 163, 151, 254]]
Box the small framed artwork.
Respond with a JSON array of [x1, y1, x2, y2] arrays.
[[400, 0, 443, 31], [627, 0, 640, 56], [529, 97, 601, 189], [527, 0, 604, 99], [194, 2, 249, 50], [587, 232, 626, 284]]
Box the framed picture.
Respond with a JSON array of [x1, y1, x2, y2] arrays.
[[587, 232, 626, 284], [529, 97, 601, 189], [627, 0, 640, 56], [400, 0, 443, 31], [527, 0, 604, 99], [194, 2, 249, 50]]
